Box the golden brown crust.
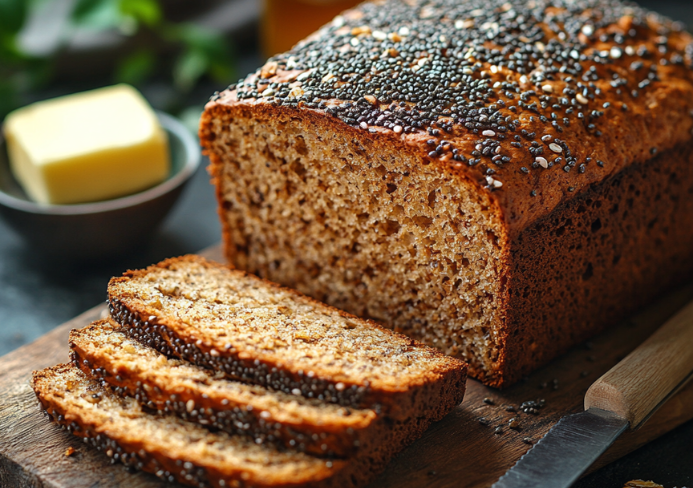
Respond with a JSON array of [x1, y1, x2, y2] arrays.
[[493, 140, 693, 386], [108, 255, 468, 416], [203, 0, 693, 236]]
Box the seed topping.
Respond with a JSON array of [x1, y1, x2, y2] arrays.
[[227, 0, 693, 193]]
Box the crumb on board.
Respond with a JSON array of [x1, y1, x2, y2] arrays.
[[623, 481, 663, 488]]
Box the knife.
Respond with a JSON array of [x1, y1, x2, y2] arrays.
[[493, 299, 693, 488]]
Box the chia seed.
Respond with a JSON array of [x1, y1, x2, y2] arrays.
[[223, 0, 683, 196]]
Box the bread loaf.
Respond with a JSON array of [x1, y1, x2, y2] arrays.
[[108, 255, 467, 417], [200, 0, 693, 387]]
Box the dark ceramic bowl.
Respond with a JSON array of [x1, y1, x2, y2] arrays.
[[0, 112, 200, 260]]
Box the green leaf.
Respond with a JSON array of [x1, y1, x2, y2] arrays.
[[165, 22, 236, 87], [0, 32, 17, 60], [0, 79, 20, 120], [119, 0, 161, 27], [0, 0, 28, 35], [173, 48, 208, 92], [71, 0, 120, 30], [115, 49, 155, 85], [21, 57, 52, 88], [208, 59, 235, 84], [165, 23, 223, 54]]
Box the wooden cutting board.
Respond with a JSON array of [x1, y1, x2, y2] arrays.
[[1, 245, 693, 488]]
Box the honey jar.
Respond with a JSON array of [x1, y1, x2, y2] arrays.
[[262, 0, 362, 57]]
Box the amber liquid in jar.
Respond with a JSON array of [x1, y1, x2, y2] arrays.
[[262, 0, 362, 57]]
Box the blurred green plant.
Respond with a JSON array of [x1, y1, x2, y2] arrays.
[[0, 0, 41, 117], [0, 0, 236, 118]]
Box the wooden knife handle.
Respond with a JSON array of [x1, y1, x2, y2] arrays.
[[585, 299, 693, 429]]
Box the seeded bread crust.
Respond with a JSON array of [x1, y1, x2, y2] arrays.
[[107, 255, 468, 419], [209, 0, 693, 231], [200, 0, 693, 387], [32, 364, 462, 488], [69, 319, 379, 458]]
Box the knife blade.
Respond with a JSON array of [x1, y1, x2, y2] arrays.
[[492, 298, 693, 488], [492, 409, 627, 488]]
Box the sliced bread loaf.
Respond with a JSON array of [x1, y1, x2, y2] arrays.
[[31, 363, 346, 488], [200, 0, 693, 389], [107, 255, 467, 418], [70, 319, 378, 457]]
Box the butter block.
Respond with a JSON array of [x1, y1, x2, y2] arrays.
[[3, 84, 170, 205]]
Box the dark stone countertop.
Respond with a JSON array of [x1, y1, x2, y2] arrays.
[[0, 159, 221, 355]]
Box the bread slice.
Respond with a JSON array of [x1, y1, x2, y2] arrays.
[[107, 255, 467, 418], [31, 363, 346, 488], [70, 319, 378, 457], [32, 363, 460, 488]]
